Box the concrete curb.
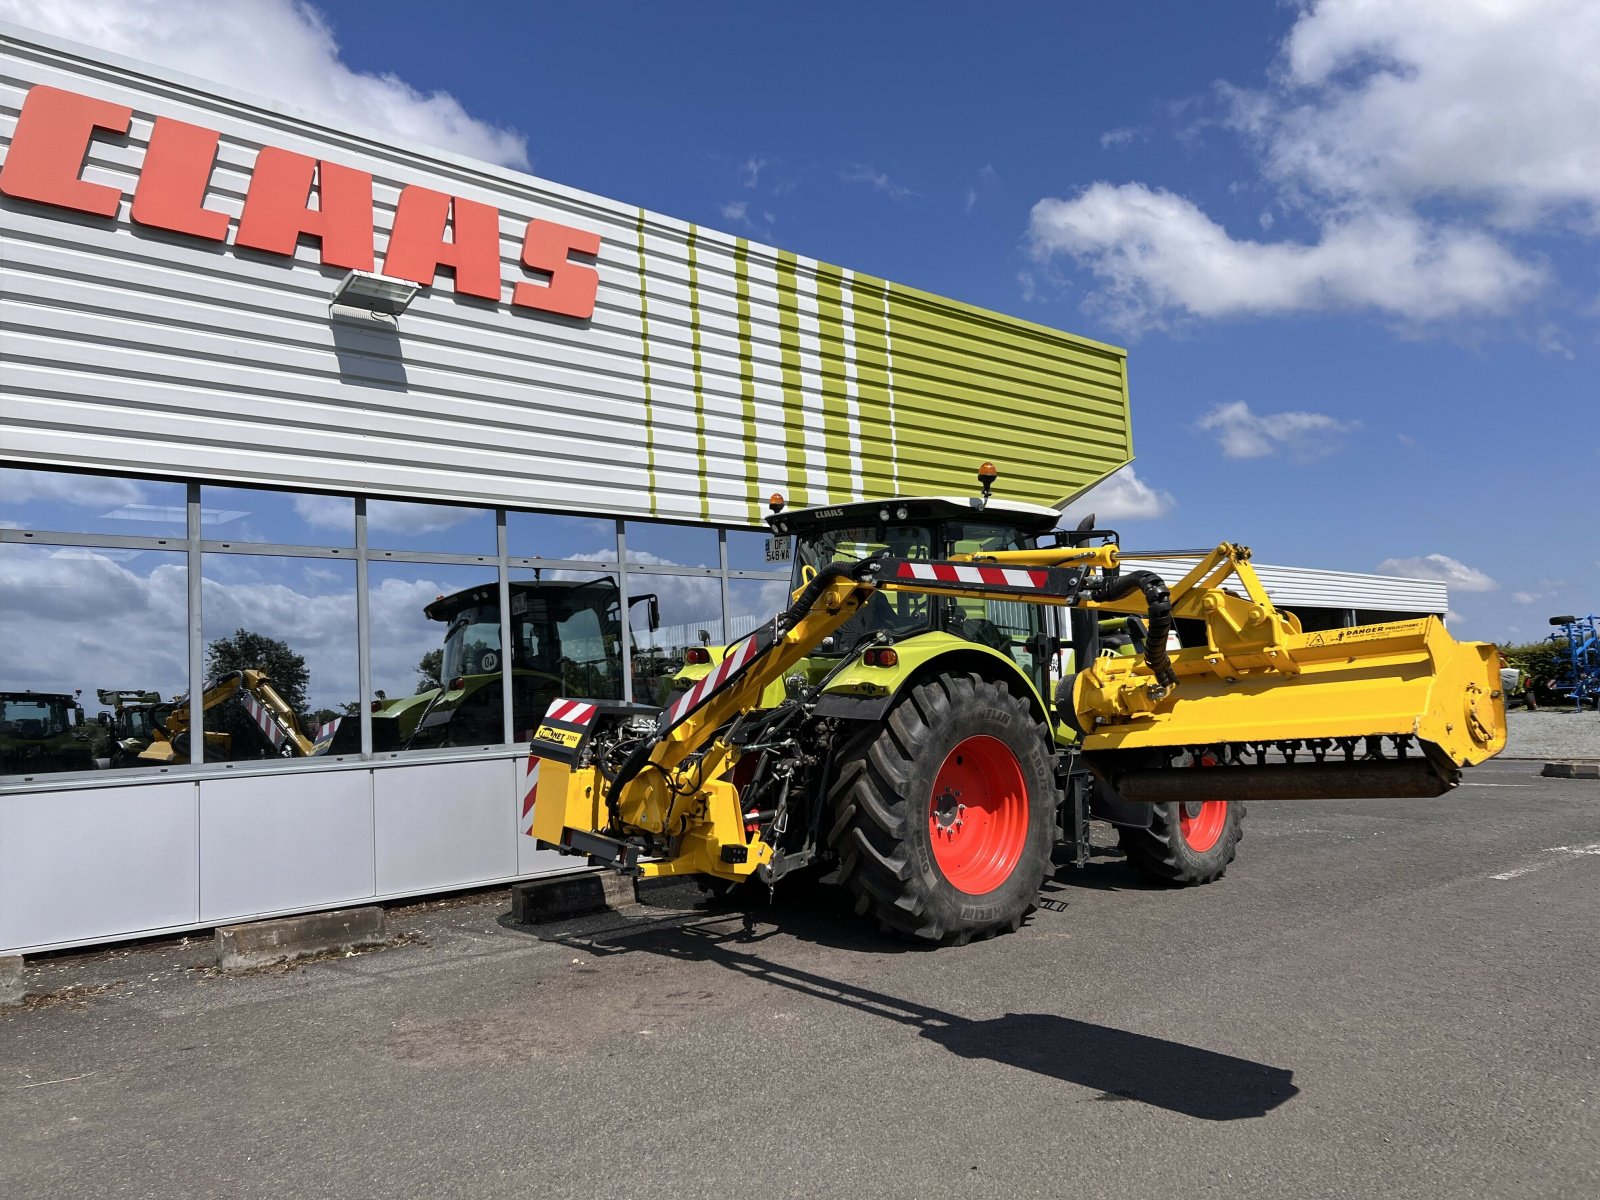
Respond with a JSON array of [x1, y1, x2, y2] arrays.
[[1542, 761, 1600, 780], [215, 906, 386, 971], [1, 955, 24, 1007], [510, 870, 637, 924]]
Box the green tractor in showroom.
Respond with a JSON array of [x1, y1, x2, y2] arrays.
[[363, 576, 663, 751], [0, 690, 95, 775]]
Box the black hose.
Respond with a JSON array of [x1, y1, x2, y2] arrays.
[[777, 559, 876, 633], [1082, 570, 1177, 689]]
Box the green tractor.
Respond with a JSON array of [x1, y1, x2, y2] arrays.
[[95, 689, 165, 768], [0, 690, 95, 776], [364, 576, 664, 751]]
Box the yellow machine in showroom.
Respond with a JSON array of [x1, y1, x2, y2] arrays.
[[531, 467, 1504, 944]]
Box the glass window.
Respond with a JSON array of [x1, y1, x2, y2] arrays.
[[200, 556, 359, 762], [1, 543, 188, 776], [366, 499, 495, 555], [727, 528, 789, 572], [202, 485, 353, 547], [624, 520, 718, 569], [0, 467, 187, 539], [507, 511, 617, 562], [507, 569, 629, 739], [629, 573, 725, 705], [728, 577, 791, 643], [366, 562, 503, 751], [790, 522, 935, 654]]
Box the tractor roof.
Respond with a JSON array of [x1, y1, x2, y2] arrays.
[[424, 575, 618, 622], [770, 495, 1061, 535]]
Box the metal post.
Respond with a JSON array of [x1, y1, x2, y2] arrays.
[[496, 510, 515, 742], [617, 521, 633, 703], [355, 497, 372, 758], [718, 527, 732, 645], [186, 482, 205, 766]]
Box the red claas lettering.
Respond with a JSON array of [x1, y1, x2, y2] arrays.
[[382, 186, 502, 300], [236, 147, 376, 271], [1, 83, 603, 312], [131, 116, 230, 241], [0, 85, 132, 216], [514, 220, 601, 319]]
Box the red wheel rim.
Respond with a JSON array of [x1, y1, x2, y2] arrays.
[[928, 734, 1029, 895], [1178, 800, 1227, 852]]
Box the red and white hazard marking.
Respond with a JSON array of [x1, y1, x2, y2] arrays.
[[543, 699, 596, 726], [241, 694, 288, 748], [520, 753, 541, 836], [665, 633, 760, 727], [894, 561, 1049, 589]]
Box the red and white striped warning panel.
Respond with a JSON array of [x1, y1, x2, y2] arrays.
[[660, 624, 773, 732], [883, 558, 1083, 599], [520, 752, 541, 836], [531, 697, 601, 763], [241, 694, 288, 749]]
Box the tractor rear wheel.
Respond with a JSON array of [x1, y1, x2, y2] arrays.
[[1118, 796, 1245, 885], [827, 673, 1056, 944]]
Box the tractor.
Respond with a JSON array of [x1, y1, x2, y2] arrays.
[[528, 469, 1506, 944], [367, 576, 664, 752], [0, 690, 94, 775]]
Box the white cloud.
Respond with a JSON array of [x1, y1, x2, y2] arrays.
[[1055, 466, 1174, 527], [292, 494, 475, 535], [839, 164, 917, 201], [1511, 591, 1541, 605], [965, 164, 999, 213], [739, 157, 767, 189], [720, 200, 750, 226], [1028, 0, 1598, 330], [3, 468, 145, 508], [1100, 127, 1141, 150], [1029, 183, 1543, 329], [1376, 553, 1498, 592], [0, 0, 528, 169], [1195, 400, 1358, 460]]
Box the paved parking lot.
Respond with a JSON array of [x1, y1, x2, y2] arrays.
[[4, 757, 1598, 1199]]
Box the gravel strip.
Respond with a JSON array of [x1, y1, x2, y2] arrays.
[[1503, 709, 1600, 761]]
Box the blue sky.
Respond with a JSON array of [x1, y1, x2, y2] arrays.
[[3, 0, 1597, 646]]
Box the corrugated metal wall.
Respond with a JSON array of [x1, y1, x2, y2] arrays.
[[0, 26, 1132, 527], [1119, 557, 1448, 615]]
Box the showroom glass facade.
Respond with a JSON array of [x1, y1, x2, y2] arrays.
[[0, 465, 790, 784]]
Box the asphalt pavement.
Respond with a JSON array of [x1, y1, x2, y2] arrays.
[[4, 756, 1598, 1199]]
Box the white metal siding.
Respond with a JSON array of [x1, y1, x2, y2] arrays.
[[1119, 558, 1448, 615], [0, 25, 1132, 526]]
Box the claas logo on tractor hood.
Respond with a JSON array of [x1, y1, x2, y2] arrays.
[[0, 84, 602, 319]]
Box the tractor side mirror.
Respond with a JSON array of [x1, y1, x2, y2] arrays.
[[97, 711, 110, 728], [649, 596, 661, 632], [73, 707, 84, 727]]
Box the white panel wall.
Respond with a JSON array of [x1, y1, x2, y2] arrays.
[[198, 771, 374, 922], [1118, 558, 1448, 615], [0, 756, 581, 956], [373, 758, 518, 896], [0, 779, 198, 950]]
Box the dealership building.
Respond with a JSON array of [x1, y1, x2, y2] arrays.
[[0, 25, 1445, 956]]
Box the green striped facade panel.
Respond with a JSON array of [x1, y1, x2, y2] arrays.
[[632, 214, 1130, 528]]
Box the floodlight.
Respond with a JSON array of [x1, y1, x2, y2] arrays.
[[330, 270, 419, 326]]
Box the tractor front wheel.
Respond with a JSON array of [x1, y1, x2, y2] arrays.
[[828, 673, 1056, 944]]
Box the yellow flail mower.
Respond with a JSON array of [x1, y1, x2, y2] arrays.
[[529, 489, 1504, 944]]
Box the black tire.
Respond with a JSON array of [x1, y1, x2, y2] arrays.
[[827, 673, 1056, 945], [1118, 797, 1245, 885]]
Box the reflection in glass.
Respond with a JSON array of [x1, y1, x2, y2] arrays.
[[366, 563, 502, 751], [202, 485, 353, 547], [0, 467, 187, 539], [624, 520, 718, 569], [1, 543, 187, 775], [366, 499, 495, 554], [507, 570, 636, 739], [628, 573, 725, 705], [726, 528, 790, 572], [727, 577, 791, 643], [507, 511, 618, 562], [200, 556, 359, 762]]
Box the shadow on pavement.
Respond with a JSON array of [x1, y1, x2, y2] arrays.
[[539, 910, 1298, 1121]]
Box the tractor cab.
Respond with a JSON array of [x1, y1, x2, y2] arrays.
[[375, 576, 662, 750], [771, 494, 1062, 700], [0, 690, 92, 775]]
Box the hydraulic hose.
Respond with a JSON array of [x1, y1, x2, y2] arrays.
[[1081, 570, 1178, 689]]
